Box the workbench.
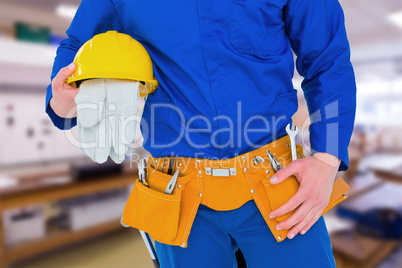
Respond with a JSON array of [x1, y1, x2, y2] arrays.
[[330, 170, 402, 268], [332, 230, 400, 268], [0, 173, 135, 268]]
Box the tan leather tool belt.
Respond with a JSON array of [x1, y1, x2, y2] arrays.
[[122, 135, 350, 248]]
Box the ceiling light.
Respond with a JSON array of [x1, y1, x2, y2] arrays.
[[388, 10, 402, 29], [56, 4, 78, 19]]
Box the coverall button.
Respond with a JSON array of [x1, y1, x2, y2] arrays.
[[266, 170, 270, 174], [278, 236, 282, 240], [198, 170, 202, 174], [198, 193, 202, 197], [155, 159, 158, 164], [251, 189, 255, 194], [181, 243, 186, 248], [196, 160, 200, 164], [178, 163, 182, 167], [242, 156, 245, 160], [244, 168, 248, 172]]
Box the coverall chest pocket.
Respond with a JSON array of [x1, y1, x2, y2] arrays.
[[229, 0, 287, 57]]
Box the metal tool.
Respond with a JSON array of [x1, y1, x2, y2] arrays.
[[161, 158, 166, 173], [140, 232, 160, 268], [285, 123, 299, 162], [130, 158, 160, 268], [266, 149, 283, 172], [167, 157, 174, 175], [165, 169, 180, 194], [120, 218, 160, 268], [138, 158, 147, 183], [253, 156, 265, 165]]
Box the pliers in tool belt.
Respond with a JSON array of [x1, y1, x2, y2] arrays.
[[266, 150, 283, 172]]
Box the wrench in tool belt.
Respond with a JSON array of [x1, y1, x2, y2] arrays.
[[286, 123, 298, 162]]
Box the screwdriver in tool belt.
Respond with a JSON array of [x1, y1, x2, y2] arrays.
[[167, 157, 174, 175]]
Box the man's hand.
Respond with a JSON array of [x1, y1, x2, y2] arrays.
[[49, 63, 79, 118], [268, 152, 340, 239]]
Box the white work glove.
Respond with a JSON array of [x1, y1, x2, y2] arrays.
[[75, 78, 141, 164]]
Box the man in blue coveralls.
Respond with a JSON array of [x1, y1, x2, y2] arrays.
[[46, 0, 356, 267]]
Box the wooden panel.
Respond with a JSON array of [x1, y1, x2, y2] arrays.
[[0, 173, 138, 267], [331, 231, 400, 267], [0, 174, 135, 210], [5, 220, 123, 263]]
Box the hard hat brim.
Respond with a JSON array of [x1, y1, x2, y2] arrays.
[[67, 71, 158, 92]]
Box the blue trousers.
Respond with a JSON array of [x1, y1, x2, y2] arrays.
[[155, 200, 336, 268]]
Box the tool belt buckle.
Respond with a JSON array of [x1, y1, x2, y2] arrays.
[[205, 168, 237, 176]]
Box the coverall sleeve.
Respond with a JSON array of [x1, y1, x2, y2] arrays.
[[45, 0, 124, 130], [284, 0, 357, 171]]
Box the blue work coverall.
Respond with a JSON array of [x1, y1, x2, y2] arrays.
[[46, 0, 356, 267]]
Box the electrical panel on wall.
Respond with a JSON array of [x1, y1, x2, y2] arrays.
[[0, 91, 84, 166]]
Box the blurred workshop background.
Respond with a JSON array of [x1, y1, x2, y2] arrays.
[[1, 0, 402, 267]]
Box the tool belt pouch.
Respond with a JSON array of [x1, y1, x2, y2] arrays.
[[263, 176, 349, 223], [123, 177, 182, 243], [261, 147, 350, 225]]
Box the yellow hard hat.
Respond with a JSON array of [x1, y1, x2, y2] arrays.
[[67, 31, 158, 97]]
